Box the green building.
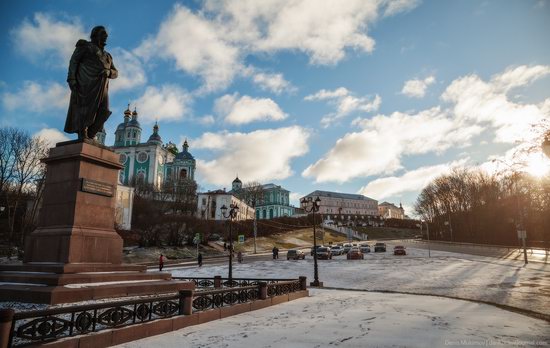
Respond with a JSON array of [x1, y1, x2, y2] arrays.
[[256, 183, 294, 219], [97, 105, 196, 188]]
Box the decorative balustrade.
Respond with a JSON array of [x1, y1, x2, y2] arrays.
[[191, 285, 259, 311], [4, 276, 306, 347], [172, 276, 297, 289]]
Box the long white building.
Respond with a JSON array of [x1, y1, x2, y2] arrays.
[[301, 190, 378, 221]]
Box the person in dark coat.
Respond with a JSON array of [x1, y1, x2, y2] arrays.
[[159, 254, 165, 271], [272, 246, 277, 259], [65, 26, 118, 140], [198, 253, 203, 267]]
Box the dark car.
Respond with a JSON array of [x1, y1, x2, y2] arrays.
[[316, 247, 332, 260], [287, 249, 306, 260], [347, 247, 364, 260], [374, 242, 386, 252], [393, 245, 407, 255]]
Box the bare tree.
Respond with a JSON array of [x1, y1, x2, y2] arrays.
[[0, 127, 48, 253]]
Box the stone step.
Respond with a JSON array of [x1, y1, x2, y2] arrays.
[[0, 279, 194, 304], [0, 271, 172, 286], [0, 263, 147, 274]]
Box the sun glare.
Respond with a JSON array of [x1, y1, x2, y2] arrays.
[[525, 154, 550, 177]]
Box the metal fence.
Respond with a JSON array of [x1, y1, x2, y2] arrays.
[[172, 276, 298, 289], [6, 278, 304, 347]]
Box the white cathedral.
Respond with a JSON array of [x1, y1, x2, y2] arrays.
[[96, 105, 196, 189]]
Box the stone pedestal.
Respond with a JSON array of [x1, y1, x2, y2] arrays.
[[0, 140, 192, 304], [24, 140, 123, 264]]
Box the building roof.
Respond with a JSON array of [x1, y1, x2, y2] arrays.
[[175, 149, 194, 160], [305, 190, 376, 202], [262, 183, 289, 192]]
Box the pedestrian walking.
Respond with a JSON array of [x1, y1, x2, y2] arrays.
[[198, 253, 203, 267], [224, 242, 227, 251], [272, 246, 277, 259], [237, 251, 243, 263], [275, 247, 279, 259], [159, 254, 165, 271]]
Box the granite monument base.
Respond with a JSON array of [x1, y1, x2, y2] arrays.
[[0, 140, 192, 304]]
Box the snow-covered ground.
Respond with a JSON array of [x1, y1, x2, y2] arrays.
[[171, 245, 550, 318], [113, 246, 550, 347], [116, 289, 549, 348]]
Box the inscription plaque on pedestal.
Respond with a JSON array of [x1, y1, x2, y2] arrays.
[[81, 178, 114, 197]]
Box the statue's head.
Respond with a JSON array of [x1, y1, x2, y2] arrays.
[[90, 26, 108, 49]]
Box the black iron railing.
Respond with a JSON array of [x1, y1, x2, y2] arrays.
[[8, 293, 180, 347], [6, 277, 306, 347], [267, 280, 302, 297], [172, 276, 297, 289], [192, 285, 259, 311]]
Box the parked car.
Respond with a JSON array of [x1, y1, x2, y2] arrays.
[[374, 242, 387, 252], [359, 245, 371, 253], [347, 247, 364, 260], [311, 245, 324, 256], [287, 249, 306, 260], [393, 245, 407, 255], [316, 247, 333, 260], [343, 243, 353, 254], [330, 245, 344, 256]]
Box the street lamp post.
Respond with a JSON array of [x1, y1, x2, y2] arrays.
[[422, 220, 431, 258], [301, 196, 322, 287], [220, 203, 239, 280]]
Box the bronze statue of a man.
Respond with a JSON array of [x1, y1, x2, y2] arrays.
[[65, 26, 118, 140]]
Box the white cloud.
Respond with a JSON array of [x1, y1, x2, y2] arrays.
[[2, 81, 69, 112], [136, 0, 420, 92], [289, 192, 304, 206], [196, 115, 216, 126], [132, 85, 192, 123], [304, 64, 550, 184], [401, 76, 435, 98], [305, 87, 381, 127], [135, 4, 240, 93], [251, 71, 296, 94], [34, 128, 70, 147], [382, 0, 422, 17], [109, 48, 147, 93], [214, 94, 288, 125], [490, 65, 550, 93], [358, 158, 469, 200], [442, 65, 550, 144], [11, 13, 86, 67], [304, 107, 481, 183], [194, 126, 310, 186]]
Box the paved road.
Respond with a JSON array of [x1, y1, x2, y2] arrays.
[[149, 252, 277, 271], [393, 239, 549, 263]]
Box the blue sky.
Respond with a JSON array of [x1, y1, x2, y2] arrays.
[[1, 0, 549, 215]]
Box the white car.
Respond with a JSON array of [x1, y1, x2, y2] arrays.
[[343, 243, 353, 254], [330, 245, 344, 255]]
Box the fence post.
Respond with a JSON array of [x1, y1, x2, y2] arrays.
[[214, 275, 222, 288], [259, 282, 268, 300], [0, 309, 14, 348], [179, 289, 194, 315], [299, 276, 307, 290]]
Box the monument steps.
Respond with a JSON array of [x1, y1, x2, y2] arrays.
[[0, 279, 192, 304], [0, 270, 171, 286]]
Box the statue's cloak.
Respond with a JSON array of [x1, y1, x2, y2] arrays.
[[64, 39, 117, 134]]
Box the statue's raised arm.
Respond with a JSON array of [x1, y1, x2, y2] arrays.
[[64, 25, 117, 140]]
